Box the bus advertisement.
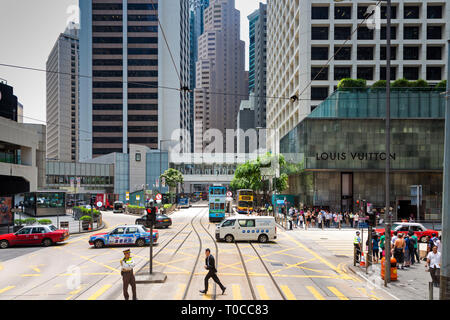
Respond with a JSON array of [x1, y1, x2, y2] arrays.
[[209, 186, 226, 222], [237, 189, 254, 214]]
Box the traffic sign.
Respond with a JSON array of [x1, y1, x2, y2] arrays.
[[96, 201, 103, 208], [136, 195, 140, 201], [155, 193, 162, 201], [226, 191, 232, 197], [126, 192, 130, 201]]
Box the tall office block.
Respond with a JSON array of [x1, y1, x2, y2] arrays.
[[189, 0, 209, 152], [267, 0, 449, 151], [249, 2, 267, 132], [194, 0, 247, 153], [79, 0, 190, 161], [46, 24, 79, 162]]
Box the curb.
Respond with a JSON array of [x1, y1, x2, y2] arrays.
[[69, 222, 106, 235]]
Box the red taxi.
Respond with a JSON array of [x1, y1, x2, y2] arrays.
[[375, 222, 438, 243], [0, 225, 69, 249]]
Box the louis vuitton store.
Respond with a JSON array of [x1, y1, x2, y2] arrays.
[[280, 88, 446, 221]]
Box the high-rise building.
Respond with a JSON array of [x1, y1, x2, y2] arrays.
[[79, 0, 190, 161], [194, 0, 247, 153], [267, 0, 449, 151], [0, 81, 18, 122], [46, 24, 79, 162], [189, 0, 209, 152], [248, 2, 267, 131]]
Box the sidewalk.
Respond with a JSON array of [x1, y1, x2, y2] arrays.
[[348, 258, 440, 300]]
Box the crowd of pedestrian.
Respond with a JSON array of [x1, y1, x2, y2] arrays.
[[278, 207, 369, 230]]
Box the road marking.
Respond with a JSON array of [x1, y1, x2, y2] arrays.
[[232, 284, 242, 300], [281, 232, 343, 275], [256, 285, 269, 300], [88, 284, 112, 300], [327, 286, 349, 300], [280, 285, 296, 300], [357, 287, 380, 300], [174, 284, 186, 300], [21, 274, 41, 277], [0, 286, 15, 294], [0, 263, 3, 271], [306, 286, 325, 300], [66, 286, 84, 300], [203, 293, 212, 300]]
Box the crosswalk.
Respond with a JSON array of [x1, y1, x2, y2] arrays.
[[0, 282, 380, 300]]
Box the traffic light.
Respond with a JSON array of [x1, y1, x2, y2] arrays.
[[146, 205, 157, 226], [90, 195, 96, 206]]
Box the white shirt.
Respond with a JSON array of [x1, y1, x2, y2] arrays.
[[354, 215, 359, 221], [427, 251, 441, 268], [120, 257, 135, 271], [435, 239, 441, 253], [391, 236, 398, 244]]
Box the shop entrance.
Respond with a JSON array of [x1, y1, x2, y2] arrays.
[[341, 173, 353, 212], [397, 200, 415, 220]]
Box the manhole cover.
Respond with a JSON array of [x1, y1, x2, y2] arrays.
[[270, 262, 283, 267]]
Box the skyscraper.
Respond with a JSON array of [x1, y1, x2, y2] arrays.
[[189, 0, 209, 152], [46, 24, 79, 162], [194, 0, 247, 153], [79, 0, 190, 161], [248, 2, 267, 131]]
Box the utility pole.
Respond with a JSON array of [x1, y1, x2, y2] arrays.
[[384, 0, 392, 286], [440, 39, 450, 300]]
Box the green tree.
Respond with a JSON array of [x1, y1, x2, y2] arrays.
[[435, 80, 447, 91], [409, 79, 428, 88], [160, 168, 184, 202], [391, 78, 410, 88], [371, 80, 387, 88]]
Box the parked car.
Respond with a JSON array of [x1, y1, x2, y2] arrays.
[[375, 222, 438, 243], [0, 225, 69, 249], [135, 214, 172, 229], [88, 225, 158, 248]]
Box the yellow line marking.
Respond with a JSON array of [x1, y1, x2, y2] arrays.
[[21, 274, 41, 277], [256, 285, 270, 300], [281, 232, 343, 275], [174, 284, 186, 300], [88, 284, 112, 300], [280, 285, 296, 300], [232, 284, 242, 300], [272, 257, 317, 274], [58, 272, 120, 276], [202, 293, 212, 300], [66, 286, 84, 300], [30, 266, 41, 273], [0, 263, 3, 271], [327, 286, 349, 300], [357, 287, 381, 300], [306, 286, 325, 300], [0, 286, 15, 294]]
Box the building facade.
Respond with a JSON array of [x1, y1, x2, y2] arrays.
[[79, 0, 190, 160], [0, 81, 18, 122], [267, 0, 449, 151], [280, 87, 446, 221], [248, 2, 267, 130], [194, 0, 248, 153], [46, 24, 80, 162]]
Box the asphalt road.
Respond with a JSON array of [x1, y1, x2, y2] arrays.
[[0, 207, 397, 300]]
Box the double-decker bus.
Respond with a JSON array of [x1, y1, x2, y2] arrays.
[[209, 186, 226, 222], [95, 193, 118, 210], [237, 189, 254, 214]]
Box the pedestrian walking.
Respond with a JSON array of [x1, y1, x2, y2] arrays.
[[299, 211, 304, 229], [120, 249, 137, 300], [404, 233, 411, 268], [393, 233, 406, 270], [379, 233, 385, 259], [354, 213, 359, 229], [305, 210, 311, 230], [391, 231, 398, 246], [426, 245, 441, 287], [409, 231, 419, 264], [349, 212, 354, 228], [200, 248, 226, 295], [317, 211, 323, 229], [338, 212, 343, 229], [372, 234, 380, 263], [354, 231, 362, 263]]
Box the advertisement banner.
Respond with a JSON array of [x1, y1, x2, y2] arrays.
[[0, 197, 13, 226]]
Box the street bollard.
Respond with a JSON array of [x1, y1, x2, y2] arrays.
[[429, 282, 434, 300]]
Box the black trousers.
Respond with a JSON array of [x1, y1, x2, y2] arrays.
[[122, 271, 137, 300], [204, 271, 225, 293]]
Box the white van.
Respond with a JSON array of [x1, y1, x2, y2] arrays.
[[215, 215, 276, 243]]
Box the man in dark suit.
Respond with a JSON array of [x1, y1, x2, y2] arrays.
[[200, 248, 226, 295]]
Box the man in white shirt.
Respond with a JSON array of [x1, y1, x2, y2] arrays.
[[426, 246, 441, 287]]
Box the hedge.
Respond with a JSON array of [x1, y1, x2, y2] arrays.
[[337, 78, 367, 89], [24, 218, 37, 225], [80, 216, 93, 222], [37, 219, 52, 225]]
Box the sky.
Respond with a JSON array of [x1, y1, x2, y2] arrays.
[[0, 0, 266, 125]]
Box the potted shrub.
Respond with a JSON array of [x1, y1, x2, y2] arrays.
[[37, 219, 52, 225], [14, 219, 25, 232], [80, 216, 93, 231], [24, 218, 37, 225]]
